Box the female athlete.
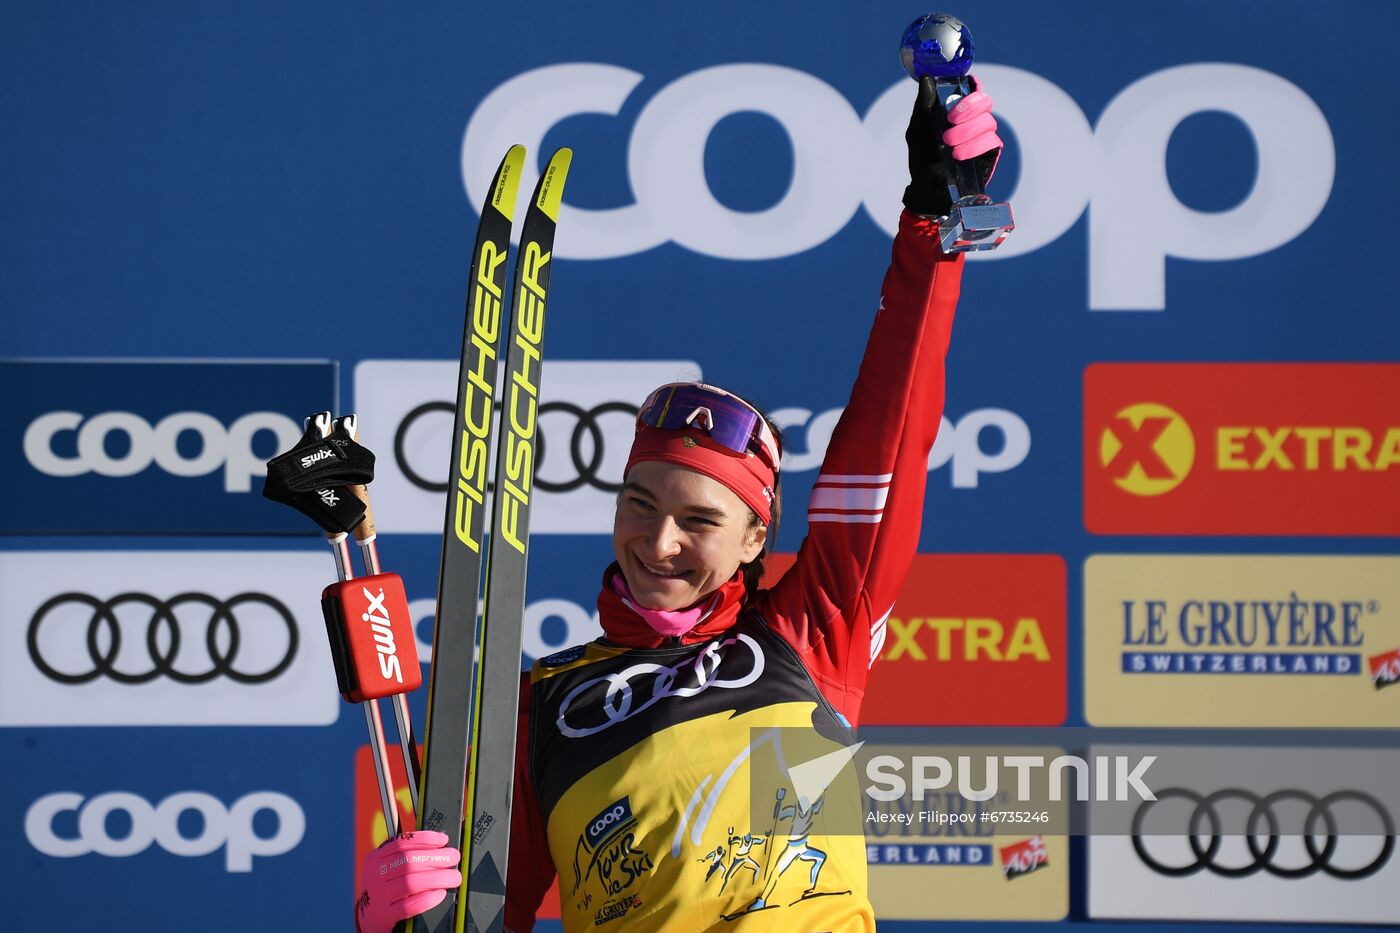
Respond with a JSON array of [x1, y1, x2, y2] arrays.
[[355, 73, 1003, 932]]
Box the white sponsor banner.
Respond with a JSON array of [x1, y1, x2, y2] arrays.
[[1088, 744, 1400, 925], [354, 359, 701, 535], [404, 594, 603, 666], [355, 360, 1033, 538], [0, 551, 338, 726]]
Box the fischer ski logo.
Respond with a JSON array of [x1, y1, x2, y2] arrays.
[[500, 239, 548, 555], [362, 586, 404, 684], [452, 237, 508, 556], [300, 448, 335, 469], [556, 633, 766, 738]]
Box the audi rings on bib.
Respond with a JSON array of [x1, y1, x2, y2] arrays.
[[1131, 787, 1395, 880], [27, 592, 299, 685], [556, 633, 765, 738], [395, 399, 638, 494]]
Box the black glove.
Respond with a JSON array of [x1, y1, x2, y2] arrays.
[[903, 74, 999, 217], [262, 411, 374, 534]]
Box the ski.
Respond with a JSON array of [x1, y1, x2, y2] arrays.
[[409, 144, 525, 933], [459, 146, 571, 933]]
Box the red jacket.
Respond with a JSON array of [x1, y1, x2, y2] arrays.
[[505, 212, 964, 930]]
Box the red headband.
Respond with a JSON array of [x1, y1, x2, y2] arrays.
[[625, 424, 775, 524]]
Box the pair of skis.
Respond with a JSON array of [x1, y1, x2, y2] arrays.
[[408, 145, 571, 933]]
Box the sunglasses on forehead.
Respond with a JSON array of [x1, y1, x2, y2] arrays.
[[636, 383, 782, 472]]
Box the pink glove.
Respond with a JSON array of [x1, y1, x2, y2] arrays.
[[942, 77, 1002, 178], [354, 831, 463, 933], [903, 74, 1002, 216]]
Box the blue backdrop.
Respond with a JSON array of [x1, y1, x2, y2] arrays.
[[3, 1, 1397, 930]]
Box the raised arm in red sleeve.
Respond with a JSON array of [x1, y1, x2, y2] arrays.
[[758, 210, 964, 727]]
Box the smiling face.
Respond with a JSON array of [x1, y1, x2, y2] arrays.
[[612, 460, 768, 611]]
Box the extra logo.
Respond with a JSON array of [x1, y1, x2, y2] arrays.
[[464, 63, 1334, 311], [763, 554, 1067, 726], [25, 790, 304, 872], [1084, 364, 1400, 535], [0, 551, 338, 726], [1097, 403, 1194, 496], [3, 359, 335, 534], [355, 360, 1032, 534]]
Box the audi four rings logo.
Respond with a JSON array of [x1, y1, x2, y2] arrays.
[[27, 592, 298, 685], [395, 399, 637, 494], [1132, 787, 1395, 880], [556, 632, 765, 738]]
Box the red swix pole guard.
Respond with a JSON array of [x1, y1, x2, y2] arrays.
[[321, 572, 422, 702]]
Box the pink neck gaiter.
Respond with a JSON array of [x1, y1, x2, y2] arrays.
[[609, 573, 720, 638]]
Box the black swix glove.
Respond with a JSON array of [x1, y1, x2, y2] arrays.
[[262, 411, 373, 534], [903, 74, 1001, 217], [264, 411, 375, 493]]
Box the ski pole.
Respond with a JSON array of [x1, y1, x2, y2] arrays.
[[338, 415, 422, 816], [263, 410, 424, 842], [326, 525, 401, 835], [311, 413, 399, 838]]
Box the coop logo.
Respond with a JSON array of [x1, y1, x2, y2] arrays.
[[464, 62, 1334, 310], [1084, 364, 1400, 535], [4, 360, 334, 534], [355, 360, 1031, 535], [776, 405, 1030, 489], [1097, 403, 1194, 496], [766, 554, 1066, 726], [585, 798, 636, 849], [24, 410, 299, 492], [403, 593, 606, 668], [25, 790, 305, 872]]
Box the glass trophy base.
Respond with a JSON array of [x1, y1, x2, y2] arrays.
[[940, 201, 1015, 253]]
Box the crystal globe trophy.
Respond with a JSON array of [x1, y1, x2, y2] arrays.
[[900, 12, 1015, 252]]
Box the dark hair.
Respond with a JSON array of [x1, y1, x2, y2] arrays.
[[737, 401, 783, 603]]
